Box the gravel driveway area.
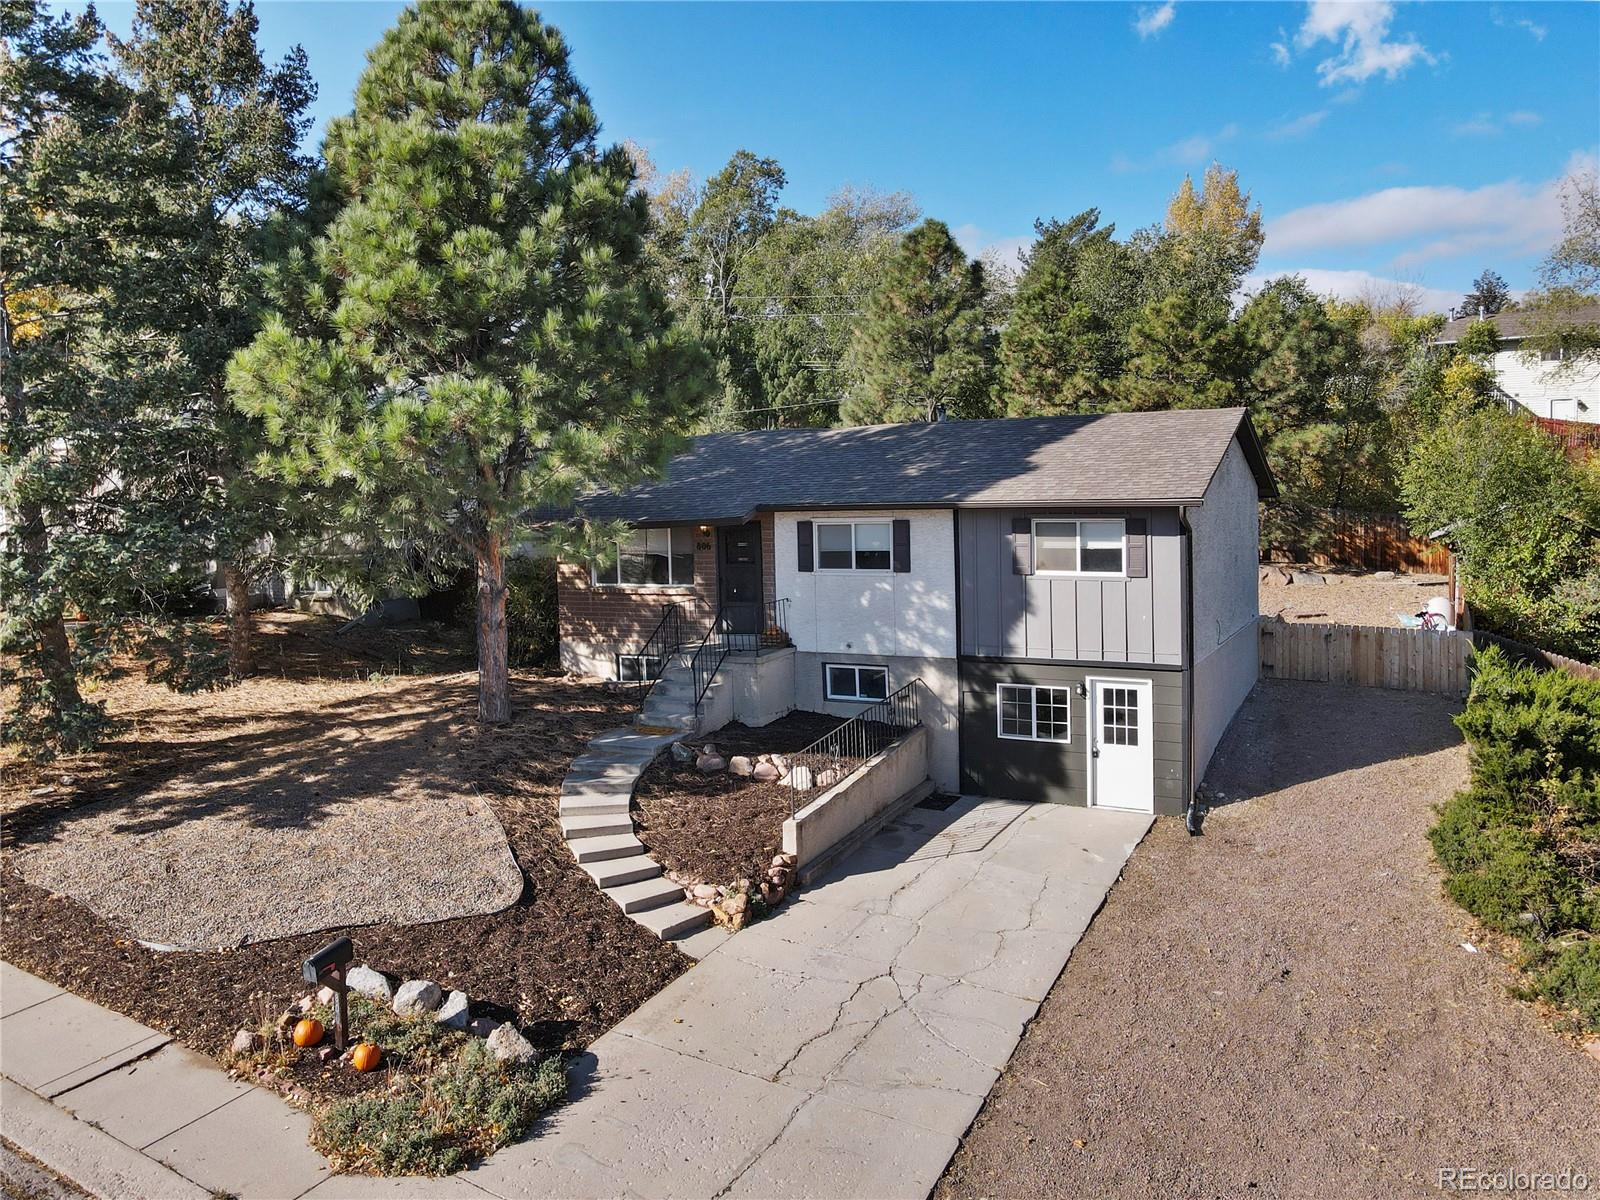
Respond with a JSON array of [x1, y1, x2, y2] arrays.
[[939, 680, 1600, 1199], [1261, 569, 1452, 627]]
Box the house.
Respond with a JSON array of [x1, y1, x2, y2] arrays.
[[557, 407, 1276, 816], [1432, 306, 1600, 424]]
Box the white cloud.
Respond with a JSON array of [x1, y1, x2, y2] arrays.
[[1110, 123, 1239, 173], [1492, 8, 1546, 41], [1270, 33, 1292, 67], [1266, 109, 1330, 140], [1263, 154, 1594, 264], [1134, 1, 1176, 39], [1243, 268, 1463, 314], [1452, 110, 1544, 137], [1293, 0, 1435, 86]]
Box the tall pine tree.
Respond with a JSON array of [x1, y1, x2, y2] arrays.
[[842, 219, 994, 425], [229, 0, 711, 724]]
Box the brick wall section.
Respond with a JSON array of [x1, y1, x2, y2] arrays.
[[559, 515, 784, 665], [558, 527, 719, 657]]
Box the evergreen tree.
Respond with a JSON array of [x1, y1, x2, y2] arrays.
[[1116, 289, 1240, 412], [109, 0, 316, 677], [229, 0, 712, 724], [1459, 268, 1513, 317], [842, 219, 994, 424]]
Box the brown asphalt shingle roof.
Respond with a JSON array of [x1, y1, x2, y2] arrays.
[[570, 407, 1275, 525], [1433, 304, 1600, 344]]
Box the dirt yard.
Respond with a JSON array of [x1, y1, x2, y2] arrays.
[[938, 680, 1600, 1199], [632, 710, 844, 887], [1260, 567, 1452, 627], [1, 614, 685, 1082]]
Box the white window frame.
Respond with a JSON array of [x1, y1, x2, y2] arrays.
[[996, 683, 1073, 743], [617, 653, 662, 683], [1031, 517, 1127, 579], [813, 521, 894, 573], [824, 663, 890, 703], [592, 527, 696, 589]]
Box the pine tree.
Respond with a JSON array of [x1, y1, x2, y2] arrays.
[[1116, 290, 1240, 412], [229, 0, 712, 724], [1459, 268, 1513, 318], [842, 219, 994, 424]]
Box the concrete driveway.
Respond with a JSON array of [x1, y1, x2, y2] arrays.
[[470, 796, 1151, 1200]]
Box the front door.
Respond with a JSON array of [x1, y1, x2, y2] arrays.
[[1087, 678, 1154, 812], [718, 522, 764, 636]]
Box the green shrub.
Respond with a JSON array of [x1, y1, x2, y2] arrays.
[[1517, 941, 1600, 1034], [309, 999, 567, 1175], [506, 555, 558, 668]]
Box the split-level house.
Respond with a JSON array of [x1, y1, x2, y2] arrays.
[[1431, 306, 1600, 424], [557, 407, 1275, 816]]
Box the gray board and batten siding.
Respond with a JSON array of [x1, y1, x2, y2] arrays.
[[956, 508, 1184, 665]]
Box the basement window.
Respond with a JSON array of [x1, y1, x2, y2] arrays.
[[825, 663, 889, 702], [997, 683, 1072, 742], [617, 654, 662, 683]]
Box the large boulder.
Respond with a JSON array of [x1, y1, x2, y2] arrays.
[[346, 965, 393, 1004], [695, 754, 728, 773], [728, 756, 754, 777], [393, 979, 442, 1017], [751, 761, 781, 783], [435, 989, 470, 1030]]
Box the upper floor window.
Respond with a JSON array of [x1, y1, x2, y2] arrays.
[[1033, 518, 1126, 577], [815, 521, 892, 571], [1540, 346, 1567, 362], [593, 527, 695, 588]]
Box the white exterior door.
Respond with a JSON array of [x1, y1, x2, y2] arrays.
[[1088, 678, 1154, 812]]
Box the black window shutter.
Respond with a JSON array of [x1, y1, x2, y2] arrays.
[[1011, 516, 1032, 575], [892, 519, 911, 573], [797, 520, 814, 572], [1126, 517, 1148, 578]]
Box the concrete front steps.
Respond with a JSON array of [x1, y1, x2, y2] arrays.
[[558, 656, 726, 953]]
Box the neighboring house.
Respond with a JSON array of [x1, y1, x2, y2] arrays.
[[1432, 306, 1600, 424], [556, 408, 1275, 816]]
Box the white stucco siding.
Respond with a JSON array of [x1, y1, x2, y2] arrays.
[[775, 509, 958, 659], [1491, 348, 1599, 423], [1189, 438, 1260, 661]]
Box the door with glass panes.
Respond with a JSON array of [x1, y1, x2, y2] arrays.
[[1086, 677, 1154, 812]]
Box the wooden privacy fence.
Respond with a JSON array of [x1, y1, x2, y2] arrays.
[[1470, 630, 1600, 683], [1259, 617, 1472, 698], [1262, 509, 1452, 575]]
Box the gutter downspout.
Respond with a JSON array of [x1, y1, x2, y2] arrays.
[[1179, 505, 1201, 837]]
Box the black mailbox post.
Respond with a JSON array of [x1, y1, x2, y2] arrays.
[[302, 936, 353, 1051]]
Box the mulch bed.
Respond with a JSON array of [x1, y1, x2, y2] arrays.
[[631, 710, 845, 887], [1, 614, 686, 1106]]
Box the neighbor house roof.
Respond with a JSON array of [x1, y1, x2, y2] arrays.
[[564, 407, 1276, 526], [1433, 303, 1600, 345]]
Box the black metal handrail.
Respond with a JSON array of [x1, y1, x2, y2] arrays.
[[786, 679, 923, 812], [718, 598, 792, 652], [626, 602, 684, 710]]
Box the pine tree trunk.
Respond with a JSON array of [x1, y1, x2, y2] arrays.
[[476, 534, 511, 725], [222, 562, 254, 679]]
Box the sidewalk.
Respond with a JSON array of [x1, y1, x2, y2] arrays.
[[2, 797, 1150, 1200]]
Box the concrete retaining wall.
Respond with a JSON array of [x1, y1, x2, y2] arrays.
[[782, 726, 930, 868]]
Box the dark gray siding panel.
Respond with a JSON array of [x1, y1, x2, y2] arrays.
[[957, 508, 1182, 665], [959, 659, 1188, 814]]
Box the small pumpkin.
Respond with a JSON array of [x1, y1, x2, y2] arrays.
[[292, 1018, 324, 1048], [350, 1042, 382, 1072]]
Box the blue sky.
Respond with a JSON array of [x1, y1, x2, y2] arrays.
[[96, 0, 1600, 311]]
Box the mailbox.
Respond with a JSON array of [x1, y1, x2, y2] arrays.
[[301, 937, 353, 1050]]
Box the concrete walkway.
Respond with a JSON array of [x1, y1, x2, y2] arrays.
[[2, 797, 1149, 1200]]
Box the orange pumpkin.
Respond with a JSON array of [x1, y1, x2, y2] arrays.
[[292, 1018, 324, 1048], [350, 1042, 382, 1072]]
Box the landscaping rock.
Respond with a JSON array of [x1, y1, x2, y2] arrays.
[[773, 853, 797, 869], [346, 965, 393, 1003], [1291, 569, 1327, 586], [695, 754, 728, 773], [295, 994, 316, 1014], [769, 754, 790, 775], [691, 883, 720, 903], [722, 892, 749, 917], [316, 986, 339, 1006], [786, 765, 814, 790], [752, 761, 781, 782], [230, 1029, 260, 1055], [671, 741, 696, 764], [1373, 570, 1396, 581], [760, 880, 785, 906], [393, 979, 443, 1016], [701, 744, 720, 758], [317, 1045, 338, 1064], [486, 1022, 539, 1064], [468, 1016, 501, 1039], [815, 768, 841, 789], [728, 755, 754, 776], [435, 989, 470, 1030]]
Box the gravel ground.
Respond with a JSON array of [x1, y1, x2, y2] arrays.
[[938, 679, 1600, 1199], [1, 614, 685, 1090], [1261, 568, 1452, 628]]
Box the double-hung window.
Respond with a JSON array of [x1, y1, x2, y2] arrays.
[[825, 664, 889, 702], [815, 521, 892, 571], [996, 683, 1072, 742], [1032, 519, 1126, 577], [592, 527, 695, 587]]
